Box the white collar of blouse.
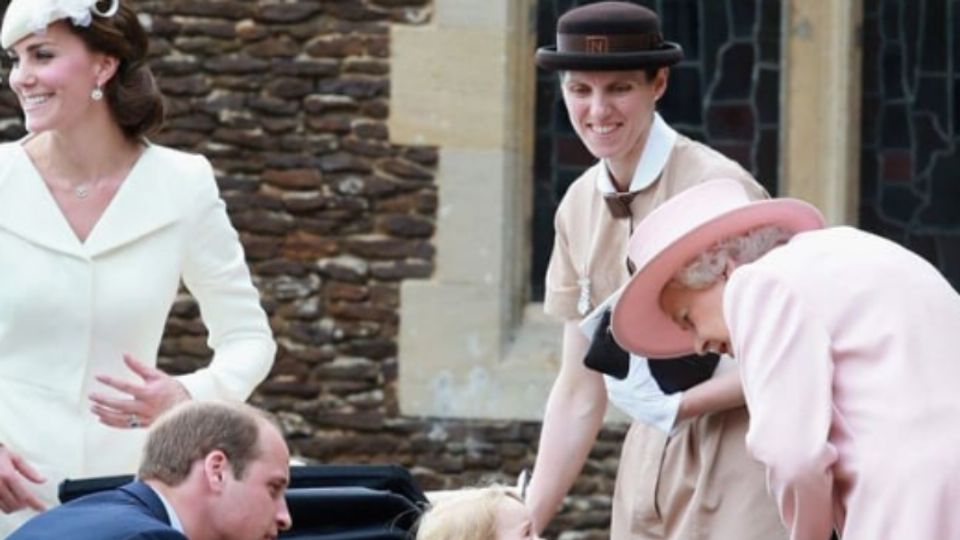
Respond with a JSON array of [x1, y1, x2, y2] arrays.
[[595, 112, 678, 195]]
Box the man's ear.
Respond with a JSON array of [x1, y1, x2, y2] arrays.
[[203, 450, 230, 493]]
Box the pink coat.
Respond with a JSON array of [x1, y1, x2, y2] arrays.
[[724, 226, 960, 540]]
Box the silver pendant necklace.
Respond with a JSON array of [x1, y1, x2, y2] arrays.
[[577, 277, 592, 316], [74, 183, 92, 198]]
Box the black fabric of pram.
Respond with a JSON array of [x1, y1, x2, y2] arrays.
[[58, 464, 427, 540]]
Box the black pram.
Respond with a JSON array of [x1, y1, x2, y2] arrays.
[[59, 465, 427, 539]]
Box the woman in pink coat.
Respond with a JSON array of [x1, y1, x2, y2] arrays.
[[610, 178, 960, 540]]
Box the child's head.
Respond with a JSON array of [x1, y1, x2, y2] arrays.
[[416, 485, 542, 540]]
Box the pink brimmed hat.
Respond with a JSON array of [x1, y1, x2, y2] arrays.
[[610, 178, 825, 358]]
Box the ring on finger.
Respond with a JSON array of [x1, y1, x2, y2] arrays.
[[127, 413, 141, 429]]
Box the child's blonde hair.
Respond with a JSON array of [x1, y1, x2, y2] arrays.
[[415, 485, 518, 540]]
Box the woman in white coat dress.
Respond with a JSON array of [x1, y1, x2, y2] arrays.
[[0, 0, 276, 533]]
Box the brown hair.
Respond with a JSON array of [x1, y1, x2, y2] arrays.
[[137, 402, 276, 486], [559, 66, 664, 84], [69, 1, 164, 139]]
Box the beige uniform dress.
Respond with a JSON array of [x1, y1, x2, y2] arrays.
[[544, 115, 786, 539]]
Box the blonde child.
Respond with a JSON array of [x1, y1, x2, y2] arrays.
[[416, 485, 542, 540]]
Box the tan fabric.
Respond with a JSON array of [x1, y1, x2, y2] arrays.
[[545, 134, 765, 320], [543, 134, 784, 539], [611, 412, 785, 540]]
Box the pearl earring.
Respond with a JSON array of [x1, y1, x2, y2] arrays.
[[91, 84, 104, 101]]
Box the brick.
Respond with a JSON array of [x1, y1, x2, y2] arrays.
[[180, 20, 237, 39], [378, 214, 435, 238], [369, 260, 433, 280], [327, 282, 370, 302], [230, 210, 296, 235], [317, 77, 388, 99], [266, 77, 315, 100], [379, 157, 433, 180], [318, 152, 372, 173], [203, 55, 271, 74], [282, 231, 340, 260], [263, 168, 324, 189], [304, 94, 358, 114], [344, 237, 433, 259], [255, 2, 324, 23], [305, 35, 366, 58], [158, 75, 212, 96], [248, 96, 300, 116], [247, 36, 301, 58]]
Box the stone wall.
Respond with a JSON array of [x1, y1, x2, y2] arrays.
[[0, 1, 618, 537]]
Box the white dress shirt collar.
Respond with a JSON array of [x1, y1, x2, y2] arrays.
[[148, 484, 185, 533]]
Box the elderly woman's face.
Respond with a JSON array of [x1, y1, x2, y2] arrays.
[[659, 280, 732, 357], [560, 69, 666, 174], [5, 21, 105, 134]]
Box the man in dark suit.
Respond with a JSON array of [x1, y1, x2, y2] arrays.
[[9, 402, 292, 540]]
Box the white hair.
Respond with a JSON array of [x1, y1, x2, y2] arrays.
[[673, 225, 795, 289]]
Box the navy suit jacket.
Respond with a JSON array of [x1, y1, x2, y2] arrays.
[[8, 481, 187, 539]]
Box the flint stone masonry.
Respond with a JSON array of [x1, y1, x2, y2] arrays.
[[0, 0, 617, 536]]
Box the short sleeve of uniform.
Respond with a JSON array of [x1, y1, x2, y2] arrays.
[[543, 201, 583, 320]]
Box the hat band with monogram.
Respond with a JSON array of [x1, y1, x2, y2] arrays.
[[558, 32, 665, 55], [535, 2, 683, 72]]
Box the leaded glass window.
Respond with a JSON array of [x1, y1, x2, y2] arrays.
[[860, 0, 960, 291]]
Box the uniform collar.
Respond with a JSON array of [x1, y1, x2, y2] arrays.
[[595, 112, 678, 196], [149, 484, 185, 533]]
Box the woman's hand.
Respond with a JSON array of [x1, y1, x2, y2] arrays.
[[675, 364, 744, 422], [89, 354, 192, 429], [0, 445, 46, 514]]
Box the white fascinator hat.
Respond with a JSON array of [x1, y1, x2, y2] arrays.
[[2, 0, 120, 49]]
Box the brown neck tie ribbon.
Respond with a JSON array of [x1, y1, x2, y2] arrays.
[[603, 191, 639, 219]]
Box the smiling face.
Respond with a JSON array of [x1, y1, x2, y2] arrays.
[[5, 21, 111, 134], [210, 423, 292, 540], [659, 279, 732, 357], [560, 69, 666, 182]]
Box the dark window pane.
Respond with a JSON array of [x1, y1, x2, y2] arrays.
[[731, 0, 757, 39], [860, 0, 960, 292], [757, 0, 781, 63], [713, 42, 755, 101]]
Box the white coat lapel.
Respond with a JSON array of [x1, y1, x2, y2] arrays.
[[83, 145, 179, 258], [0, 143, 86, 258]]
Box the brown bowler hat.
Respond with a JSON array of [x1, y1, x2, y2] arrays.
[[536, 2, 683, 71]]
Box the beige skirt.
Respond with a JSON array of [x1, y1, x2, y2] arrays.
[[611, 407, 787, 540]]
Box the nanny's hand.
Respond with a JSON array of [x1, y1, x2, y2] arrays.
[[89, 354, 191, 430], [0, 445, 46, 513]]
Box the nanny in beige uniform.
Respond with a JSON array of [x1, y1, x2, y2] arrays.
[[523, 3, 785, 539]]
